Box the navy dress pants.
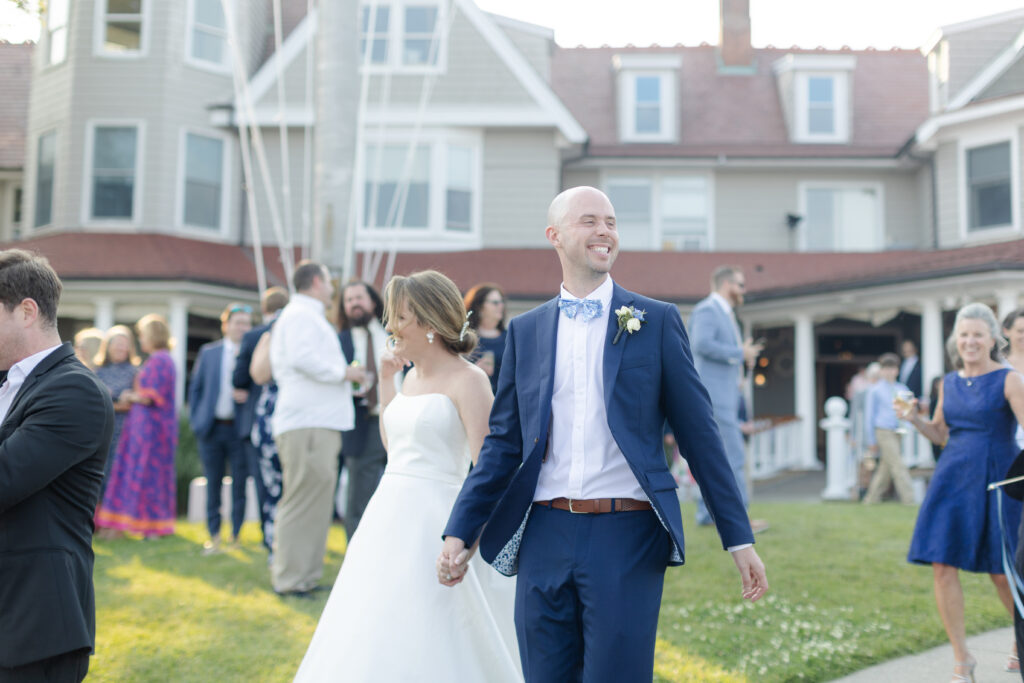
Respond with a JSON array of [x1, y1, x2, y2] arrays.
[[197, 421, 249, 539], [514, 504, 670, 682]]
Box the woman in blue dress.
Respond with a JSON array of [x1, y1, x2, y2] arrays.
[[900, 303, 1024, 682], [463, 283, 507, 394]]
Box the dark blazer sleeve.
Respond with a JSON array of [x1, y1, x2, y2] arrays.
[[233, 328, 259, 392], [660, 305, 753, 548], [0, 371, 112, 514], [443, 316, 526, 545], [189, 345, 211, 438]]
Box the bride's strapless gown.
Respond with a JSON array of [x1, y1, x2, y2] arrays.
[[295, 393, 522, 682]]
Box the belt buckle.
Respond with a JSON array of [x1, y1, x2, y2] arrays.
[[567, 498, 586, 514]]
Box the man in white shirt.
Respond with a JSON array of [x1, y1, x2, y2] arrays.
[[269, 261, 365, 596], [689, 266, 766, 531], [337, 281, 389, 538], [440, 187, 767, 681], [188, 303, 253, 554]]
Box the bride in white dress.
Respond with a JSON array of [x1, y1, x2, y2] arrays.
[[295, 270, 522, 682]]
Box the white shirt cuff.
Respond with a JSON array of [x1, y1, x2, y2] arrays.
[[727, 543, 752, 552]]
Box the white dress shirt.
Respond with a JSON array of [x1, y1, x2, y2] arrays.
[[214, 338, 239, 420], [534, 277, 647, 502], [0, 344, 62, 424], [349, 320, 390, 415], [269, 293, 354, 436]]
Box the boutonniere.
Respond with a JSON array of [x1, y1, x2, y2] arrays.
[[612, 305, 646, 344]]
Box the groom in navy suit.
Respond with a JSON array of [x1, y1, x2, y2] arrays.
[[439, 186, 767, 681]]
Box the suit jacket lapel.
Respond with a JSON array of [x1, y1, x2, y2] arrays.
[[535, 298, 559, 441], [603, 284, 632, 409], [1, 343, 74, 435]]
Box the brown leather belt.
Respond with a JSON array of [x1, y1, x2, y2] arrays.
[[534, 497, 652, 514]]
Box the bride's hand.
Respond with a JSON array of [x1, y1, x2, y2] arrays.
[[379, 350, 410, 381], [437, 537, 472, 587]]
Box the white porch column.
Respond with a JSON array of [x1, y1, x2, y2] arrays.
[[996, 289, 1019, 321], [93, 297, 114, 331], [169, 297, 189, 410], [917, 297, 943, 467], [794, 313, 819, 469]]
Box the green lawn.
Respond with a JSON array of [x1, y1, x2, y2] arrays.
[[88, 502, 1013, 682]]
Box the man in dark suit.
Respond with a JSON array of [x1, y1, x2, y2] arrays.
[[189, 303, 252, 554], [439, 187, 766, 681], [0, 249, 114, 682], [899, 339, 923, 399], [232, 286, 289, 556], [337, 281, 388, 538]]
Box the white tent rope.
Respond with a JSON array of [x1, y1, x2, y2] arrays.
[[224, 4, 296, 287], [299, 0, 316, 260], [271, 0, 296, 249]]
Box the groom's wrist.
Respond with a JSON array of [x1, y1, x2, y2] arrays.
[[727, 543, 752, 553]]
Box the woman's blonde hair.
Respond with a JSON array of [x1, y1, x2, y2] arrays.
[[384, 270, 477, 356], [136, 313, 174, 351], [946, 302, 1006, 369], [94, 324, 141, 367]]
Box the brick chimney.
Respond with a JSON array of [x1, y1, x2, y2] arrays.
[[719, 0, 753, 69]]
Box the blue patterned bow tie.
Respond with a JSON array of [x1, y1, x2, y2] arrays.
[[558, 297, 603, 322]]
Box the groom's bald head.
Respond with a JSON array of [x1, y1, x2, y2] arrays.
[[547, 186, 610, 231]]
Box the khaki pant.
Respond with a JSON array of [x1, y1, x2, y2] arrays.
[[272, 428, 342, 593], [864, 428, 915, 504]]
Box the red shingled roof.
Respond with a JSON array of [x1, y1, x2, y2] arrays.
[[552, 45, 929, 158], [0, 41, 33, 170], [0, 233, 289, 290], [362, 240, 1024, 303]]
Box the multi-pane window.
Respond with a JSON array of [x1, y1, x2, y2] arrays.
[[967, 141, 1012, 231], [101, 0, 143, 53], [635, 77, 661, 135], [189, 0, 228, 68], [360, 6, 390, 64], [807, 76, 835, 135], [34, 132, 56, 227], [359, 2, 442, 69], [606, 176, 710, 251], [361, 139, 476, 239], [183, 133, 225, 230], [91, 126, 138, 220], [47, 0, 70, 66]]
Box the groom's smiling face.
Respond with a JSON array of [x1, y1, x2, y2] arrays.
[[548, 188, 619, 281]]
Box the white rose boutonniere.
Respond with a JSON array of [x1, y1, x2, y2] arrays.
[[613, 305, 647, 344]]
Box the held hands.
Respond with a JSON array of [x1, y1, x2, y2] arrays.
[[379, 350, 411, 381], [437, 536, 474, 587], [732, 546, 768, 602]]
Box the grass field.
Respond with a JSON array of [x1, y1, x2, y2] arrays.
[[87, 501, 1013, 682]]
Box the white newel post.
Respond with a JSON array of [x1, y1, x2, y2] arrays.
[[820, 396, 851, 500], [794, 314, 819, 469], [918, 298, 943, 468]]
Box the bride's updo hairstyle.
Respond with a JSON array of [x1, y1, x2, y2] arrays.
[[384, 270, 478, 356]]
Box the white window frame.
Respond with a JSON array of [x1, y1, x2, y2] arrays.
[[356, 129, 481, 251], [958, 126, 1021, 242], [796, 181, 885, 252], [44, 0, 70, 67], [175, 127, 233, 238], [33, 129, 58, 229], [602, 171, 714, 251], [794, 71, 850, 143], [81, 119, 145, 229], [185, 0, 232, 74], [93, 0, 149, 58], [617, 71, 677, 143], [358, 0, 448, 74]]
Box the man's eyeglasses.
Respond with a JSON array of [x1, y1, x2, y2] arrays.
[[229, 305, 253, 315]]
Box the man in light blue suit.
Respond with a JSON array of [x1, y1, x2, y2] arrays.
[[689, 266, 765, 530], [439, 187, 767, 682]]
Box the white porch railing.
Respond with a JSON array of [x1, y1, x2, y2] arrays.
[[749, 416, 805, 481]]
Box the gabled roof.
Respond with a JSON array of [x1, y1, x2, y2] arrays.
[[552, 45, 928, 159], [362, 240, 1024, 304], [945, 25, 1024, 111], [1, 233, 289, 290], [0, 41, 33, 171]]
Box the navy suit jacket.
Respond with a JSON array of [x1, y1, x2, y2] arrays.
[[189, 340, 235, 440], [0, 344, 114, 667], [233, 323, 272, 440], [443, 283, 753, 576]]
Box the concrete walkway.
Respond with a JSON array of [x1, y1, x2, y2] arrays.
[[748, 470, 1017, 683], [830, 627, 1016, 682]]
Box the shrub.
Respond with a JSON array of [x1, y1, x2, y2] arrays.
[[176, 414, 202, 515]]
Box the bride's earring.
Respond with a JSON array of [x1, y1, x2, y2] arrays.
[[427, 331, 435, 344]]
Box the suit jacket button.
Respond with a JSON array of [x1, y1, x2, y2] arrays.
[[534, 437, 538, 443]]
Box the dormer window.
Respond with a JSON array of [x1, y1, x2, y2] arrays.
[[96, 0, 146, 56], [614, 54, 681, 143], [774, 55, 854, 144], [359, 1, 446, 71]]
